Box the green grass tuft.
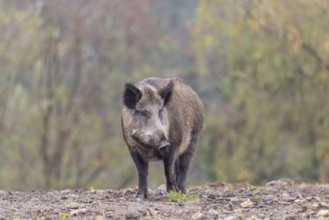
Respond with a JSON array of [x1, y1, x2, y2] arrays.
[[59, 213, 67, 220], [168, 191, 200, 202]]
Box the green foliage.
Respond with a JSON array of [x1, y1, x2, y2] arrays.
[[194, 0, 329, 183], [0, 0, 202, 190], [168, 191, 200, 202], [59, 213, 67, 220]]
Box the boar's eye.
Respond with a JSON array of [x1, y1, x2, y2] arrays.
[[136, 110, 149, 118]]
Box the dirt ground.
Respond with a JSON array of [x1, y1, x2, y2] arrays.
[[0, 179, 328, 219]]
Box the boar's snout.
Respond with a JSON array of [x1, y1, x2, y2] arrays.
[[158, 139, 170, 155]]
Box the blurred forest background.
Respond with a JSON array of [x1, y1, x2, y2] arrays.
[[0, 0, 328, 190]]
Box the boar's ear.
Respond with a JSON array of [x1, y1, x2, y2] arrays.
[[123, 83, 142, 109], [159, 80, 174, 106]]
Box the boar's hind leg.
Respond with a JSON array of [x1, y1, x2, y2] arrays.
[[175, 132, 199, 193], [130, 150, 149, 198]]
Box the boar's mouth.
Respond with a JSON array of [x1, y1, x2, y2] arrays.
[[132, 135, 155, 150]]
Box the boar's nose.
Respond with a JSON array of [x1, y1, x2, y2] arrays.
[[158, 140, 170, 154]]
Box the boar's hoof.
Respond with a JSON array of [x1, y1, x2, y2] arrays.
[[136, 189, 148, 199], [178, 188, 186, 194]]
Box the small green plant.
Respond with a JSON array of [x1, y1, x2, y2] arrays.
[[168, 191, 200, 202], [59, 213, 67, 220]]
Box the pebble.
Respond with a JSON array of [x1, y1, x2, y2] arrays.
[[139, 209, 147, 217], [320, 202, 329, 208], [149, 184, 166, 197], [282, 215, 299, 220], [317, 209, 329, 217], [191, 212, 203, 220], [240, 199, 254, 208], [225, 202, 234, 210], [283, 197, 296, 202], [124, 188, 134, 196], [70, 208, 88, 216], [266, 179, 295, 186], [207, 208, 219, 217], [95, 215, 106, 220], [223, 216, 242, 220], [199, 215, 212, 220], [246, 216, 261, 220], [307, 203, 319, 210], [66, 202, 80, 209], [263, 197, 276, 205], [125, 210, 142, 219], [157, 184, 166, 191], [147, 207, 157, 216]]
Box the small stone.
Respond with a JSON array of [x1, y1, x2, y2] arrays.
[[207, 208, 219, 217], [139, 210, 147, 217], [150, 184, 166, 197], [191, 212, 203, 220], [204, 190, 215, 196], [70, 208, 88, 216], [148, 208, 157, 216], [282, 215, 298, 220], [263, 197, 276, 205], [70, 210, 79, 216], [125, 210, 142, 219], [278, 201, 290, 206], [317, 209, 329, 217], [157, 184, 166, 191], [281, 193, 290, 198], [95, 215, 106, 220], [265, 179, 295, 186], [294, 199, 306, 204], [319, 202, 329, 208], [199, 215, 212, 220], [300, 206, 307, 213], [223, 216, 242, 220], [283, 197, 296, 202], [225, 202, 234, 211], [246, 216, 261, 220], [124, 188, 134, 195], [240, 199, 254, 208], [66, 202, 80, 209], [79, 208, 88, 214], [307, 203, 319, 211], [105, 211, 113, 218], [175, 210, 184, 216]]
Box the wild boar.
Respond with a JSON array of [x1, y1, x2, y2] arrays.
[[121, 77, 204, 198]]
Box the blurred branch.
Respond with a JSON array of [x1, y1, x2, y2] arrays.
[[301, 43, 329, 71]]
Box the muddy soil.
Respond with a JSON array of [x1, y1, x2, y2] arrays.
[[0, 180, 328, 219]]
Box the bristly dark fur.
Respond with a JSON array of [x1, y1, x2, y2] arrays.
[[159, 80, 174, 106], [123, 83, 142, 109]]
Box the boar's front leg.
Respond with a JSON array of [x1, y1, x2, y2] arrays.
[[129, 150, 149, 198], [176, 131, 199, 193], [175, 149, 193, 194], [163, 152, 177, 192]]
